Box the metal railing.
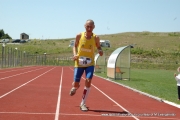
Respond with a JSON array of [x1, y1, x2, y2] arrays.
[[0, 43, 74, 68], [1, 43, 179, 70]]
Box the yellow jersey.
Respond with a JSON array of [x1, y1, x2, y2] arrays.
[[74, 32, 96, 67]]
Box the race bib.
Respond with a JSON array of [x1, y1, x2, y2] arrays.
[[79, 56, 92, 66]]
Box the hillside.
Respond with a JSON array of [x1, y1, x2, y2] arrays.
[[1, 32, 180, 56], [99, 32, 180, 53]]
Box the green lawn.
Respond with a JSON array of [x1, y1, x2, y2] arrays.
[[95, 68, 180, 104]]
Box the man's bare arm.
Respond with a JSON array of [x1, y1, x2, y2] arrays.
[[95, 35, 103, 56], [73, 33, 81, 60]]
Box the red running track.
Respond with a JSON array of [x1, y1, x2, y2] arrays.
[[0, 66, 179, 120]]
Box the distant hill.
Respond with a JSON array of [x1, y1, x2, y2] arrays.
[[98, 32, 180, 54], [3, 32, 180, 57]]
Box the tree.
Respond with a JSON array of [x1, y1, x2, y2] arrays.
[[0, 29, 12, 39], [0, 29, 5, 38]]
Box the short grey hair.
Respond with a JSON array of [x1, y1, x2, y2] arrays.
[[86, 19, 94, 25]]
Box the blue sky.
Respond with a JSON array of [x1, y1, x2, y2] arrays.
[[0, 0, 179, 39]]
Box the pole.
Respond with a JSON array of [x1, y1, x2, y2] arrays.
[[1, 43, 5, 68]]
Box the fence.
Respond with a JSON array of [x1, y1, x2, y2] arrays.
[[1, 44, 180, 70], [0, 45, 74, 68]]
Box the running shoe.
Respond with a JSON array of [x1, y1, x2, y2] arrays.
[[69, 87, 77, 96], [69, 83, 80, 96], [80, 104, 88, 111]]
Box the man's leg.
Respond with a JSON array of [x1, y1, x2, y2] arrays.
[[178, 86, 180, 100], [69, 67, 84, 96], [80, 66, 94, 111]]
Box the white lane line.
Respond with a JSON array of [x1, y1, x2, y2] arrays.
[[60, 113, 177, 119], [68, 67, 139, 120], [94, 75, 180, 109], [0, 66, 41, 73], [0, 112, 177, 119], [55, 67, 63, 120], [81, 77, 139, 120], [0, 67, 47, 81], [0, 111, 55, 115], [0, 67, 55, 99], [0, 66, 33, 71]]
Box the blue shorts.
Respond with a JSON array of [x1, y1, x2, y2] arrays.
[[74, 66, 94, 82]]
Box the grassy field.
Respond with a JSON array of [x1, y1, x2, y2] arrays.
[[95, 68, 180, 104], [4, 39, 74, 56]]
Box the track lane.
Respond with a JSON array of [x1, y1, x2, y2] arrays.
[[59, 67, 136, 120], [90, 75, 180, 120], [60, 67, 180, 120], [0, 66, 37, 72], [0, 66, 46, 79], [0, 66, 179, 120], [0, 66, 62, 120], [0, 66, 50, 96], [0, 66, 37, 73]]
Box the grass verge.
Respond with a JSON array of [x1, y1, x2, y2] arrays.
[[95, 68, 180, 104]]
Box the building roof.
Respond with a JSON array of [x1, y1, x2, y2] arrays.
[[21, 33, 29, 35]]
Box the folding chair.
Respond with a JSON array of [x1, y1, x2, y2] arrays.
[[115, 67, 125, 79]]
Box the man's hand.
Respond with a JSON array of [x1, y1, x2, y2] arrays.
[[174, 73, 177, 77], [73, 55, 78, 61], [98, 50, 103, 56]]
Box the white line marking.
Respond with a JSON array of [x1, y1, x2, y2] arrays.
[[0, 111, 55, 115], [60, 113, 178, 119], [82, 77, 139, 120], [0, 66, 40, 73], [0, 66, 34, 71], [68, 67, 139, 120], [0, 67, 47, 81], [55, 67, 63, 120], [0, 112, 177, 119], [94, 75, 180, 109], [0, 67, 55, 99]]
